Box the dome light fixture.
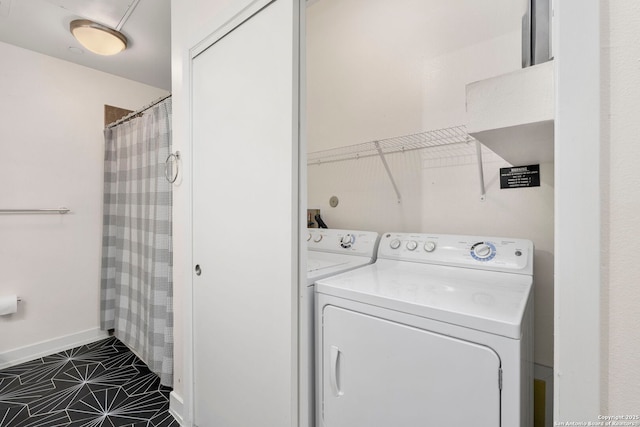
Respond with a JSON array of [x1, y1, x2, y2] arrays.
[[70, 19, 128, 56]]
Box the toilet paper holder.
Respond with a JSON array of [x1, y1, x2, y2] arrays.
[[0, 295, 22, 316]]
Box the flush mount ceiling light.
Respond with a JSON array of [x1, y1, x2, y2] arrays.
[[70, 19, 127, 56]]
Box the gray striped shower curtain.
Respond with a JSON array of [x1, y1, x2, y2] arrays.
[[100, 97, 173, 386]]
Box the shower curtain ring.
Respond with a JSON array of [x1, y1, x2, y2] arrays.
[[165, 151, 180, 184]]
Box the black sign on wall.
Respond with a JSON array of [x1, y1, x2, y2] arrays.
[[500, 164, 541, 189]]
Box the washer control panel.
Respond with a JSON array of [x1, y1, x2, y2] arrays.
[[379, 232, 533, 274], [308, 229, 380, 257]]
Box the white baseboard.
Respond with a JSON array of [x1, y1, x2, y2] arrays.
[[0, 328, 109, 370], [169, 391, 185, 426]]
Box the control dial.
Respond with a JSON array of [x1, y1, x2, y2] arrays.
[[389, 239, 401, 249], [340, 234, 355, 249], [424, 241, 436, 252], [313, 234, 323, 243], [470, 241, 496, 261], [307, 233, 312, 242], [406, 240, 418, 251]]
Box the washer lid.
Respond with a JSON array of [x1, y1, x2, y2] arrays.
[[307, 251, 374, 284], [315, 259, 533, 339]]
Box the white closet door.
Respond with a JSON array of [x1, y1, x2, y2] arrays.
[[192, 1, 300, 426], [320, 306, 501, 427]]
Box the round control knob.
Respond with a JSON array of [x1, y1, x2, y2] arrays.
[[406, 240, 418, 251], [470, 242, 496, 261], [473, 243, 492, 258], [313, 235, 323, 243], [424, 241, 436, 252], [340, 234, 355, 248], [307, 233, 312, 241], [390, 239, 401, 249]]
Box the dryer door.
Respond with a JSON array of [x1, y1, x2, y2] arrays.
[[320, 305, 501, 427]]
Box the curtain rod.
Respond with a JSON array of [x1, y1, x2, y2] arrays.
[[105, 93, 172, 129]]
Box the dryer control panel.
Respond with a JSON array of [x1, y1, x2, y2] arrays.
[[308, 229, 380, 258], [379, 232, 533, 275]]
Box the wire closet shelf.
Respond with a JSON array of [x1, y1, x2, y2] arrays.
[[307, 125, 476, 165], [306, 125, 486, 201]]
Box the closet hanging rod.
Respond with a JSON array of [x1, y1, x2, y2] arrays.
[[105, 93, 172, 129], [0, 208, 70, 214]]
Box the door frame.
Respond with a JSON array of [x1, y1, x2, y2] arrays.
[[554, 0, 602, 419]]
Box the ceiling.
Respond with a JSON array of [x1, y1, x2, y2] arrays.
[[0, 0, 171, 90]]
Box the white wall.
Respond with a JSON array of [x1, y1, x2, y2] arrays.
[[307, 0, 527, 152], [306, 3, 423, 150], [601, 0, 640, 413], [307, 0, 554, 368], [306, 0, 425, 233], [0, 41, 168, 364], [306, 0, 525, 231]]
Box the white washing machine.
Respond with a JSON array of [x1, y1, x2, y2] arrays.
[[301, 228, 380, 427], [315, 232, 534, 427]]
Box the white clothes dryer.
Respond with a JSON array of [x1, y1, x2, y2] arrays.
[[301, 228, 380, 427], [315, 232, 534, 427]]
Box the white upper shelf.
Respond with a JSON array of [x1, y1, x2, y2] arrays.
[[466, 60, 555, 165]]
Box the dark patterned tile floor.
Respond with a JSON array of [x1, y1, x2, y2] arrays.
[[0, 337, 179, 427]]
